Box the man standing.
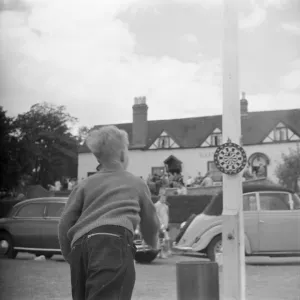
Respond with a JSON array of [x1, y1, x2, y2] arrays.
[[154, 188, 172, 258], [58, 126, 160, 300]]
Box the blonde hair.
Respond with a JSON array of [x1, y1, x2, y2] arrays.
[[85, 125, 129, 163]]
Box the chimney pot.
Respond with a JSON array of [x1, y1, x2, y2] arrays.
[[240, 91, 248, 116]]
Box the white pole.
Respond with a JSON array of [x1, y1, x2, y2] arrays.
[[222, 0, 246, 300]]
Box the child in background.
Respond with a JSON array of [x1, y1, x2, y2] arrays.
[[155, 188, 172, 258]]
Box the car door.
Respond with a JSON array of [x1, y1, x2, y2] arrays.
[[258, 191, 299, 252], [10, 202, 46, 249], [243, 193, 260, 252], [41, 202, 66, 250]]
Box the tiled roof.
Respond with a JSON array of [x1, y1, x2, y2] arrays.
[[78, 109, 300, 153]]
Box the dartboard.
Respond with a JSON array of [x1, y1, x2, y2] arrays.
[[213, 142, 247, 175]]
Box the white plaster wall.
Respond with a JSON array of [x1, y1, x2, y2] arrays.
[[78, 142, 300, 183]]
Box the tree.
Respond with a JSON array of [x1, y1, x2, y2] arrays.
[[13, 102, 78, 188], [77, 125, 91, 145], [275, 145, 300, 192], [0, 106, 21, 190]]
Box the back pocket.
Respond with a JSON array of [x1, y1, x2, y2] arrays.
[[86, 233, 125, 271]]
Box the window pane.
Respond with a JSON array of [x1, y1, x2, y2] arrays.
[[47, 203, 65, 217], [243, 193, 257, 211], [208, 162, 218, 171], [17, 203, 45, 218], [274, 129, 280, 141], [291, 194, 300, 210], [259, 193, 290, 211]]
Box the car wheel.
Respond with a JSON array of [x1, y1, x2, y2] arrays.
[[135, 250, 159, 264], [0, 233, 18, 259], [207, 235, 222, 262]]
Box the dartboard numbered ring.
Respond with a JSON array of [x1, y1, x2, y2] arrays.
[[213, 142, 247, 175]]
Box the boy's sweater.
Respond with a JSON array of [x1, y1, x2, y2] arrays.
[[58, 166, 159, 261]]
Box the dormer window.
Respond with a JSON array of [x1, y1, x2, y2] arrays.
[[274, 124, 288, 141], [149, 130, 180, 150], [201, 128, 222, 147], [262, 122, 300, 143], [210, 133, 222, 146], [158, 136, 171, 148]]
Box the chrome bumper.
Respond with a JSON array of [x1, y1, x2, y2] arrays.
[[134, 240, 155, 252], [172, 243, 193, 252]]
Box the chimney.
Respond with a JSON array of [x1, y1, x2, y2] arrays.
[[132, 96, 148, 148], [240, 91, 248, 116]]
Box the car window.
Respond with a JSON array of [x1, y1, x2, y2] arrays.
[[16, 203, 45, 218], [243, 193, 257, 211], [259, 193, 290, 211], [291, 194, 300, 210], [46, 203, 65, 217]]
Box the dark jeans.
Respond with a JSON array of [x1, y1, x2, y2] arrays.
[[68, 225, 137, 300]]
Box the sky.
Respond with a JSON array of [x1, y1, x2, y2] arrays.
[[0, 0, 299, 129]]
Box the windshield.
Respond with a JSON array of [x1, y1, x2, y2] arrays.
[[202, 193, 223, 216]]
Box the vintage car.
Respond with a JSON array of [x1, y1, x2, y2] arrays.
[[173, 184, 300, 261], [0, 197, 67, 259], [0, 197, 160, 263]]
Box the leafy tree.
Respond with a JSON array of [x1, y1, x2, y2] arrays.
[[77, 125, 91, 145], [275, 145, 300, 192], [13, 102, 78, 188], [0, 107, 21, 190]]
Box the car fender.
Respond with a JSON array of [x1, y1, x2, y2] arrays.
[[190, 225, 252, 254]]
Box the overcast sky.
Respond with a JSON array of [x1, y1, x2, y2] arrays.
[[0, 0, 299, 128]]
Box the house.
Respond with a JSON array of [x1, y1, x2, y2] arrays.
[[78, 94, 300, 184]]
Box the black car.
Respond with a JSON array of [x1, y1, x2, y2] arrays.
[[0, 197, 160, 263]]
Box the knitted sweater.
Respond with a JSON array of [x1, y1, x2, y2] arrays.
[[58, 166, 159, 261]]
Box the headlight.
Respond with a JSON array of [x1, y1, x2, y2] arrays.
[[180, 221, 186, 229]]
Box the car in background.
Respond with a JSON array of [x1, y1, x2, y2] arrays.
[[0, 197, 67, 259], [0, 197, 160, 263], [133, 225, 162, 263], [173, 184, 300, 261]]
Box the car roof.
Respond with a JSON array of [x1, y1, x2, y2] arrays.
[[203, 184, 294, 216], [13, 197, 68, 209], [241, 184, 293, 194]]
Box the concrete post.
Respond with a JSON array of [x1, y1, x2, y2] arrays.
[[176, 261, 219, 300]]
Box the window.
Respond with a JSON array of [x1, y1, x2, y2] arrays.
[[291, 194, 300, 210], [259, 193, 290, 211], [152, 167, 165, 176], [210, 133, 222, 146], [274, 126, 288, 141], [250, 153, 269, 178], [243, 193, 257, 211], [46, 203, 65, 217], [158, 136, 170, 148], [16, 203, 45, 218], [207, 161, 218, 171]]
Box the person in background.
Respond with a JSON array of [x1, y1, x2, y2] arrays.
[[186, 176, 194, 187], [243, 163, 255, 181], [194, 171, 203, 185], [154, 188, 172, 258], [58, 125, 160, 300], [177, 182, 187, 195], [199, 171, 214, 187]]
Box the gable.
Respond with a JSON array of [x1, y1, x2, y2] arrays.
[[201, 128, 222, 147], [262, 122, 300, 143], [149, 130, 180, 149]]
